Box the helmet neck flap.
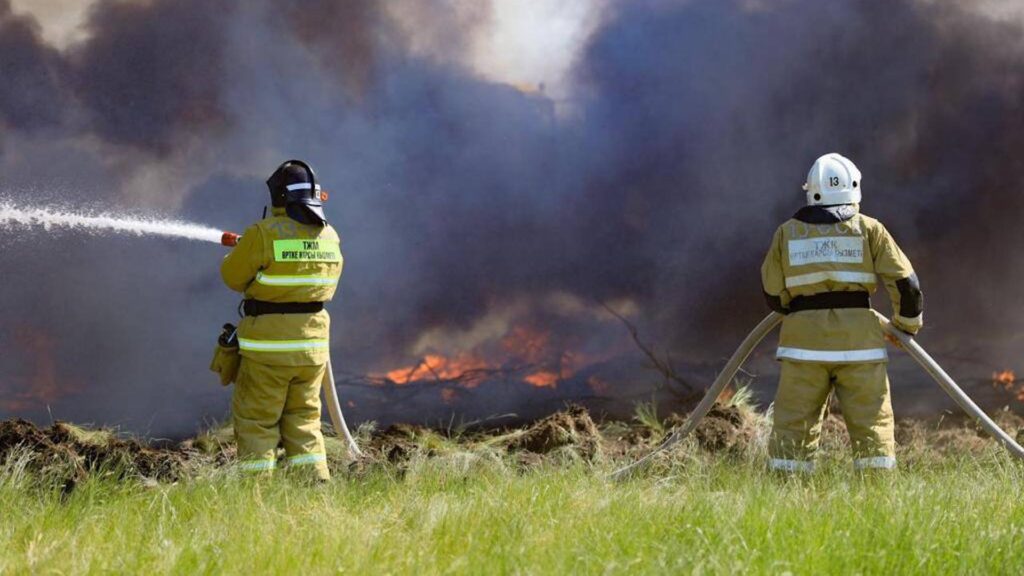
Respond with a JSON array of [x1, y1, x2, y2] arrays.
[[266, 159, 327, 226]]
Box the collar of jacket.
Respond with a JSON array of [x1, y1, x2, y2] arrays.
[[793, 204, 859, 224]]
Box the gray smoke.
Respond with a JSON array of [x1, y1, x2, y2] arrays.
[[1, 0, 1022, 435]]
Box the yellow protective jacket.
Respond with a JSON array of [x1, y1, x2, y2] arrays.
[[761, 205, 923, 363], [221, 208, 343, 367]]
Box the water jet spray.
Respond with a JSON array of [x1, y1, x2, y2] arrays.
[[0, 198, 360, 457], [0, 200, 224, 244]]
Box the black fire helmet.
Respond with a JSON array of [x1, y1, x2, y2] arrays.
[[266, 159, 327, 226]]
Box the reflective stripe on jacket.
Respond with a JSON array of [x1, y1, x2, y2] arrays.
[[221, 207, 343, 366], [761, 205, 922, 363]]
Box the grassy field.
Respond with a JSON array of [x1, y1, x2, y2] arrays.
[[2, 404, 1023, 575]]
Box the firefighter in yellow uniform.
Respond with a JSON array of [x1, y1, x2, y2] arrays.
[[221, 159, 342, 480], [761, 153, 923, 472]]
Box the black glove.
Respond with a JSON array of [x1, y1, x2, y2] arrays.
[[218, 323, 238, 348]]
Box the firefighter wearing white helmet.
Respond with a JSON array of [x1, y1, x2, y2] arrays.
[[760, 153, 923, 472]]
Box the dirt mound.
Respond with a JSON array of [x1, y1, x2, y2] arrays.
[[351, 407, 604, 470], [0, 419, 210, 491], [693, 405, 751, 452], [365, 423, 435, 464], [6, 403, 1019, 486], [508, 405, 602, 460], [659, 404, 755, 453], [894, 415, 1024, 458]]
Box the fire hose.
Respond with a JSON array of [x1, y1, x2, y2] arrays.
[[611, 311, 1024, 480], [221, 231, 363, 458], [325, 359, 363, 457]]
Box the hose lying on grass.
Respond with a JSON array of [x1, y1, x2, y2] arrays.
[[610, 311, 1024, 480]]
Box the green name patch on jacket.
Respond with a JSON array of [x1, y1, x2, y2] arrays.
[[273, 239, 342, 262]]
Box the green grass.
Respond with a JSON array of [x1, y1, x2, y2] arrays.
[[2, 447, 1022, 575]]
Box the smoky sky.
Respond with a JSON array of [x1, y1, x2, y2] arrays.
[[0, 0, 65, 132], [69, 0, 233, 155], [1, 0, 1023, 435]]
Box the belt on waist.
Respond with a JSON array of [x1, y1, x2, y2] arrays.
[[788, 291, 870, 313], [242, 299, 324, 317]]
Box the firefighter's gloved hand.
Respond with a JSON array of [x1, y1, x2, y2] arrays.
[[890, 312, 923, 337], [211, 323, 241, 386], [219, 323, 238, 347], [890, 318, 920, 336]]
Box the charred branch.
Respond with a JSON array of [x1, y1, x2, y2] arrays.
[[601, 301, 701, 404]]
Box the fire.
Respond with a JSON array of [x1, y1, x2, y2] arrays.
[[992, 369, 1024, 403], [376, 317, 621, 392], [501, 326, 551, 364], [523, 351, 591, 389], [379, 326, 577, 389], [992, 369, 1016, 390], [524, 371, 559, 388], [379, 353, 490, 386]]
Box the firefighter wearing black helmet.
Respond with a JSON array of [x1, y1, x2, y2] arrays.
[[220, 160, 342, 480]]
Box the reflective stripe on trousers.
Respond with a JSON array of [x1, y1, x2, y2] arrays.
[[854, 456, 896, 470], [769, 458, 815, 473], [239, 459, 276, 472], [286, 453, 327, 467], [238, 338, 329, 352]]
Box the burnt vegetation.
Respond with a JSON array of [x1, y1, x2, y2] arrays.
[[4, 398, 1022, 491]]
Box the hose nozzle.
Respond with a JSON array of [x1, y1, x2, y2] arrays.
[[221, 231, 241, 247]]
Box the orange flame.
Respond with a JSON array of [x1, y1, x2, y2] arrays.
[[379, 353, 490, 387], [521, 351, 591, 389], [991, 369, 1024, 403], [376, 322, 614, 391], [524, 371, 559, 388], [993, 369, 1016, 390], [501, 326, 551, 364]]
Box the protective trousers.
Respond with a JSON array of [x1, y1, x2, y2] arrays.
[[232, 357, 330, 480], [769, 360, 895, 472]]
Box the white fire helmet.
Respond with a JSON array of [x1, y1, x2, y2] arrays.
[[803, 153, 862, 206]]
